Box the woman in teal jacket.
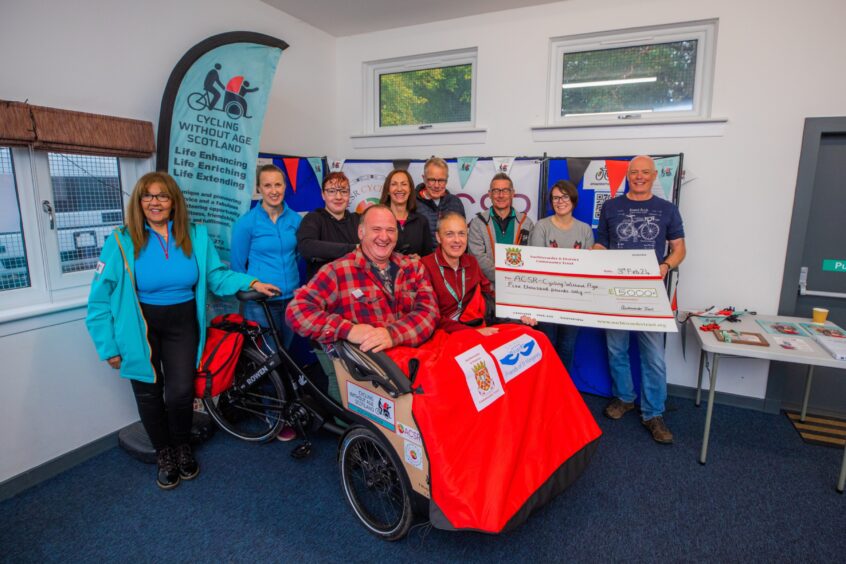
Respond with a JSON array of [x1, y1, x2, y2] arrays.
[[86, 171, 278, 490]]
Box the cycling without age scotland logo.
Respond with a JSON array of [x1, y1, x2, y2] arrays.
[[346, 382, 395, 431], [493, 334, 542, 383]]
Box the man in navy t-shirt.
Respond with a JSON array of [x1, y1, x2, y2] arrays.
[[594, 155, 687, 444]]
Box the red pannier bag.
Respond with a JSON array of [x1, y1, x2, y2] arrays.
[[194, 314, 257, 398]]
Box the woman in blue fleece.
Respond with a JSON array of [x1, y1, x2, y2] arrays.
[[86, 172, 278, 490], [230, 164, 302, 441], [231, 164, 302, 349]]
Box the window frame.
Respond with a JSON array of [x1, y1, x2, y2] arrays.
[[0, 146, 146, 312], [363, 48, 478, 134], [546, 20, 718, 127]]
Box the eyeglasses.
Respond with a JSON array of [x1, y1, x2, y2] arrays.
[[489, 188, 513, 196], [141, 193, 171, 202], [323, 188, 350, 197], [426, 178, 447, 185], [551, 195, 571, 203]]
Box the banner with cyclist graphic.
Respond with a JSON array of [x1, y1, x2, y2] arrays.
[[156, 32, 288, 259]]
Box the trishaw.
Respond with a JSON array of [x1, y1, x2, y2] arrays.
[[203, 291, 602, 540]]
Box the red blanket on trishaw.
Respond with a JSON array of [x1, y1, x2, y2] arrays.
[[385, 325, 601, 533]]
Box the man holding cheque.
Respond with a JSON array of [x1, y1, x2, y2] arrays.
[[593, 155, 686, 444]]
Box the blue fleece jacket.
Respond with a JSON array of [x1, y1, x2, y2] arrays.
[[230, 203, 301, 299], [85, 224, 256, 383]]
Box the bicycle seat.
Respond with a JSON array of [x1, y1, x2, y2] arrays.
[[236, 289, 268, 302], [332, 341, 412, 398]]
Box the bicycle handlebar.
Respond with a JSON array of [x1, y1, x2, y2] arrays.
[[236, 289, 268, 302]]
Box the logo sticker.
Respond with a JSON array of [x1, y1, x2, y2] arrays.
[[455, 344, 504, 412], [346, 382, 395, 431], [397, 422, 421, 445], [404, 440, 423, 470], [504, 247, 523, 267], [95, 261, 105, 275], [493, 334, 543, 383]]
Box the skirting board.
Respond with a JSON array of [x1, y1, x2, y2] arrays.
[[0, 432, 118, 503]]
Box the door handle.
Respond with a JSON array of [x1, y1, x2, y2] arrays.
[[799, 266, 846, 299], [41, 200, 55, 230]]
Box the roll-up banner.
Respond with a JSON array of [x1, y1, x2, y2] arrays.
[[156, 32, 288, 260]]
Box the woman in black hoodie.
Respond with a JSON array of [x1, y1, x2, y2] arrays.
[[296, 171, 360, 280]]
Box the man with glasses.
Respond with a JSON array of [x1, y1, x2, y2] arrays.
[[416, 157, 466, 245], [593, 155, 686, 444], [468, 173, 533, 288], [297, 172, 360, 281]]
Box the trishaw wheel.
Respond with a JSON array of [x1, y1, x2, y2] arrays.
[[339, 427, 414, 541], [203, 346, 286, 442], [224, 101, 243, 120]]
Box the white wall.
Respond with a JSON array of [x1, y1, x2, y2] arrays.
[[335, 0, 846, 399], [0, 0, 336, 484]]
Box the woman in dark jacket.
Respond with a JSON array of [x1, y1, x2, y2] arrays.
[[379, 169, 433, 259]]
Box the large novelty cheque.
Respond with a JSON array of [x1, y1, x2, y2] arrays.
[[495, 244, 676, 332]]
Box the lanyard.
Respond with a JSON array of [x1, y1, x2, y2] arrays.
[[435, 253, 465, 319], [153, 232, 169, 259]]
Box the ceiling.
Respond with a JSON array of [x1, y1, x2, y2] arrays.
[[261, 0, 566, 37]]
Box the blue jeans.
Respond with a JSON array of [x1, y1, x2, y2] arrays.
[[539, 322, 579, 374], [605, 329, 667, 420], [243, 299, 294, 352]]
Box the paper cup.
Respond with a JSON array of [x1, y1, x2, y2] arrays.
[[812, 307, 829, 324]]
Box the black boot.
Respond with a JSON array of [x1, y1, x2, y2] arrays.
[[156, 447, 180, 490], [175, 443, 199, 480]]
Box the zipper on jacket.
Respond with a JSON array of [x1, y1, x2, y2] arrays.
[[114, 230, 157, 383]]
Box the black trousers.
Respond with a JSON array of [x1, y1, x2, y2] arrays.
[[131, 300, 198, 450]]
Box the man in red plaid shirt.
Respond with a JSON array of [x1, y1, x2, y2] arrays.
[[286, 205, 438, 353]]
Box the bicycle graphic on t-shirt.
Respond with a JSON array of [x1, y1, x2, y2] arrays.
[[616, 213, 660, 242]]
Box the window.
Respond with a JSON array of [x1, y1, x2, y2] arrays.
[[365, 49, 477, 133], [0, 146, 143, 311], [46, 153, 124, 275], [0, 147, 30, 292], [548, 20, 717, 125]]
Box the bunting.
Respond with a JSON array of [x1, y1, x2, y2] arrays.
[[282, 157, 299, 193], [457, 157, 478, 189], [492, 157, 515, 176], [565, 158, 591, 188], [653, 156, 680, 201], [605, 160, 629, 198], [307, 157, 324, 188]]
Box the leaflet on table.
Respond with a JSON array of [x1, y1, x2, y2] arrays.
[[756, 320, 809, 337], [799, 323, 846, 339], [772, 336, 814, 352], [816, 336, 846, 361], [494, 245, 676, 333]]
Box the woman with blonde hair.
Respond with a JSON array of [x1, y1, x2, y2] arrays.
[[86, 171, 278, 490]]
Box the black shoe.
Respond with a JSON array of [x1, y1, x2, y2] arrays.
[[175, 443, 199, 480], [156, 447, 181, 490]]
